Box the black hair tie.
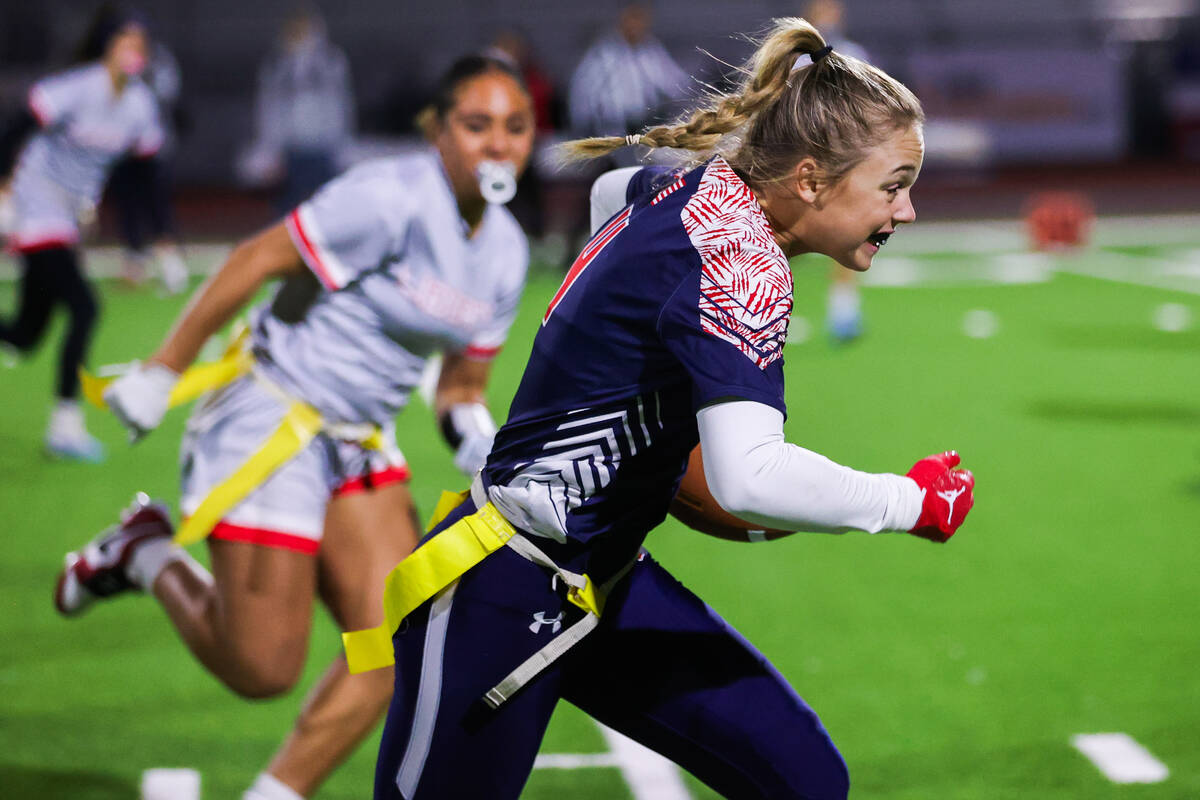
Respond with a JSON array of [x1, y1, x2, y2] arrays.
[[810, 45, 833, 64]]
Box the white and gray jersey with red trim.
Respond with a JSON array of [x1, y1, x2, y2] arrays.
[[8, 63, 162, 252], [250, 150, 528, 427]]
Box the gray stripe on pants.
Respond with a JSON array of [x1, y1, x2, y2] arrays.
[[396, 582, 458, 797]]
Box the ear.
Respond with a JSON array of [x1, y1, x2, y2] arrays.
[[416, 108, 442, 143], [792, 157, 826, 205]]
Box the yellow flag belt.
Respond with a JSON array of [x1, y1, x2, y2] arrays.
[[342, 487, 608, 687], [81, 330, 380, 547]]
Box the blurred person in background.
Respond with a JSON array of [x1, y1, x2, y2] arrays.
[[805, 0, 871, 342], [0, 3, 163, 462], [487, 27, 558, 240], [366, 18, 974, 800], [107, 34, 189, 293], [244, 3, 355, 212], [53, 54, 535, 800], [559, 2, 688, 266], [567, 1, 687, 167]]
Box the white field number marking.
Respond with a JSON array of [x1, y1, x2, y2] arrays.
[[534, 721, 692, 800], [1071, 733, 1169, 784], [141, 768, 201, 800]]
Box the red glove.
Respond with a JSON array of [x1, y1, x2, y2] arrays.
[[906, 451, 975, 542]]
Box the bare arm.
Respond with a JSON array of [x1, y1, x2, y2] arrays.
[[434, 353, 492, 416], [149, 221, 305, 372]]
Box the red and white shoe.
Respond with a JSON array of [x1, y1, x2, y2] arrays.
[[54, 493, 173, 616]]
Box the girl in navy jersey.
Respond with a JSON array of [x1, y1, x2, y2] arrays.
[[0, 5, 162, 461], [360, 18, 976, 800], [54, 56, 535, 800]]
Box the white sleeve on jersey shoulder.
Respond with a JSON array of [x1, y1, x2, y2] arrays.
[[589, 166, 642, 234], [286, 165, 403, 291], [27, 67, 87, 127], [696, 400, 923, 534]]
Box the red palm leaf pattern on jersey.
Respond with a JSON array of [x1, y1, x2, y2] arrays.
[[682, 158, 792, 369]]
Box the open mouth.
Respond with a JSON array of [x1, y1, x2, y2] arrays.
[[867, 231, 891, 248]]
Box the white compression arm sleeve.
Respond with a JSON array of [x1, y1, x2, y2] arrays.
[[696, 400, 923, 534], [589, 167, 642, 233]]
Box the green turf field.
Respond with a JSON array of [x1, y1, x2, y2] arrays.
[[2, 226, 1199, 798]]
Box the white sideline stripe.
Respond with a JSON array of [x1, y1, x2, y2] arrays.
[[1057, 250, 1200, 295], [598, 723, 693, 800], [140, 768, 201, 800], [1071, 733, 1169, 784], [0, 243, 231, 281]]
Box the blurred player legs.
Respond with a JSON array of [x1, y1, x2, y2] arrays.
[[827, 265, 863, 343], [0, 247, 104, 461], [60, 482, 419, 799], [108, 153, 188, 293]]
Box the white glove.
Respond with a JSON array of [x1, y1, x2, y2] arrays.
[[445, 401, 497, 476], [103, 361, 179, 441], [454, 430, 495, 477]]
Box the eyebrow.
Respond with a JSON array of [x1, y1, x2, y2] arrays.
[[890, 165, 917, 175]]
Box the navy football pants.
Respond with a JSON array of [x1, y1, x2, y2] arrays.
[[374, 511, 849, 799]]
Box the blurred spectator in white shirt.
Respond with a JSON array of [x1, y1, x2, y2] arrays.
[[240, 5, 355, 211], [568, 3, 687, 167]]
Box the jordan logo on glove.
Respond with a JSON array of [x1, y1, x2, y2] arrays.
[[906, 451, 976, 542], [936, 486, 967, 526]]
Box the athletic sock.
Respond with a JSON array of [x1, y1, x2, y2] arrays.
[[48, 399, 85, 437], [242, 772, 305, 800], [127, 538, 208, 591]]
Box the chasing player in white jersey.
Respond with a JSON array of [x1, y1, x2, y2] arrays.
[[0, 6, 163, 461], [53, 54, 535, 800]]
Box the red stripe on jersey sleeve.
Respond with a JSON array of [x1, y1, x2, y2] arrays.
[[286, 209, 340, 290], [27, 88, 52, 127]]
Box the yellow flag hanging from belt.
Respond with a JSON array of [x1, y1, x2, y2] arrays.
[[79, 327, 329, 547], [173, 401, 324, 546], [341, 491, 517, 674], [80, 326, 255, 413]]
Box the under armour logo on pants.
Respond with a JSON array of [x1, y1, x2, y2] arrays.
[[529, 611, 563, 635]]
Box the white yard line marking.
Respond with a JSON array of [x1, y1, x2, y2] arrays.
[[534, 752, 620, 769], [1071, 733, 1169, 784], [533, 721, 692, 800], [598, 723, 693, 800], [1057, 250, 1200, 295], [862, 252, 1053, 288]]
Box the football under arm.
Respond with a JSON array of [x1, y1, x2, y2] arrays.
[[589, 166, 642, 233], [696, 400, 923, 534]]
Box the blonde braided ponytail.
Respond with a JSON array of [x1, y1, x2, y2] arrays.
[[561, 17, 923, 191]]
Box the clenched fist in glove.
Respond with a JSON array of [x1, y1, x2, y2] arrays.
[[906, 451, 975, 542], [102, 361, 179, 441]]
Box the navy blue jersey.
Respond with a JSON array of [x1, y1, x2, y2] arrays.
[[482, 157, 793, 581]]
